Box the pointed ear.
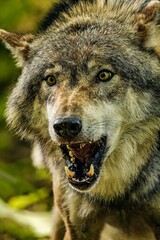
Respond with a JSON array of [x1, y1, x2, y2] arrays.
[[135, 0, 160, 56], [0, 29, 35, 67]]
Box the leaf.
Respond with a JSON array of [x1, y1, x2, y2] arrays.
[[8, 188, 49, 209], [0, 199, 52, 238]]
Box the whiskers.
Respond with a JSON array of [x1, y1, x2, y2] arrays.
[[83, 119, 123, 139], [89, 119, 123, 128]]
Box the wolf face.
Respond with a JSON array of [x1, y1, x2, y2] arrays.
[[1, 0, 160, 223], [1, 1, 160, 239]]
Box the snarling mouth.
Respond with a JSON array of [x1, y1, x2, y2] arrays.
[[60, 137, 107, 190]]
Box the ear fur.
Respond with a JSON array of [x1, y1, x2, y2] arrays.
[[0, 29, 35, 67], [135, 0, 160, 56]]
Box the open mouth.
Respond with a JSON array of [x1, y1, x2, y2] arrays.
[[60, 137, 107, 190]]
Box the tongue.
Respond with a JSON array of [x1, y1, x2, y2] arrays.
[[69, 143, 98, 163]]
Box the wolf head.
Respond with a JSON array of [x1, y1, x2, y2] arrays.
[[1, 0, 160, 197]]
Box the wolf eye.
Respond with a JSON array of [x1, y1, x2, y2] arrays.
[[97, 70, 114, 82], [45, 75, 56, 86]]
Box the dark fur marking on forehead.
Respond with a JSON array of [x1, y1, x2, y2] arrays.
[[70, 66, 78, 87], [81, 63, 89, 74]]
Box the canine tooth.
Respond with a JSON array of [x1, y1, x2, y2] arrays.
[[69, 151, 74, 157], [65, 166, 75, 178], [80, 143, 86, 148], [72, 178, 77, 181], [67, 145, 71, 150], [70, 157, 75, 163], [87, 164, 94, 177]]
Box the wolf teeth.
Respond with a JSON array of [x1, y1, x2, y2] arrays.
[[65, 166, 75, 178], [70, 157, 75, 163], [87, 164, 94, 177], [66, 145, 71, 150], [69, 151, 74, 157], [80, 143, 86, 148], [69, 151, 75, 163]]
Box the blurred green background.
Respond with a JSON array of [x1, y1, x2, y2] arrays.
[[0, 1, 57, 239]]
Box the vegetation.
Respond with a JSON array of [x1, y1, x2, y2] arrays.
[[0, 0, 56, 239]]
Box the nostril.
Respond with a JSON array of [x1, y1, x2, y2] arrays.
[[53, 123, 64, 136], [53, 116, 82, 138], [68, 121, 82, 135], [53, 118, 66, 137]]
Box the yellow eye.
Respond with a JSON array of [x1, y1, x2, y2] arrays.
[[45, 75, 56, 86], [97, 70, 114, 82]]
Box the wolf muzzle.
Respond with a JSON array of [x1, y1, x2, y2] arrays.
[[52, 115, 107, 191], [53, 116, 82, 139]]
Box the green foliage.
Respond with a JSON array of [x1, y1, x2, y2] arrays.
[[0, 0, 57, 239], [0, 0, 55, 31], [0, 218, 38, 240], [8, 188, 49, 209], [0, 158, 51, 203]]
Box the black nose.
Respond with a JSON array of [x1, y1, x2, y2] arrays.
[[53, 116, 82, 139]]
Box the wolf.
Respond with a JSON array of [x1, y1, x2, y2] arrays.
[[0, 0, 160, 239]]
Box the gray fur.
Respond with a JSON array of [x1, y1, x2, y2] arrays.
[[0, 0, 160, 239]]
